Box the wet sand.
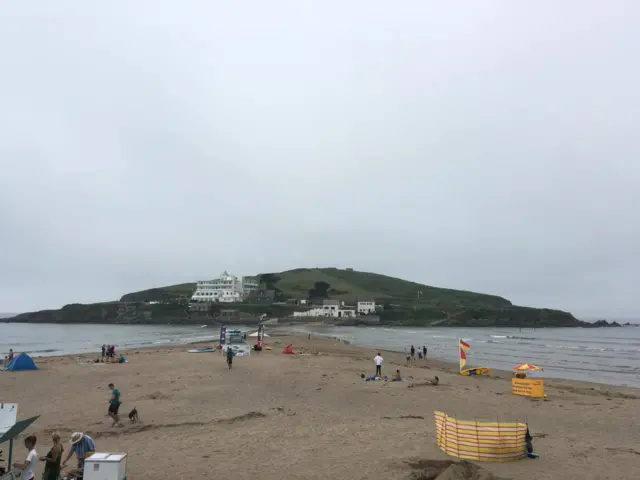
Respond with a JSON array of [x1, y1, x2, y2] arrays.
[[2, 335, 638, 479]]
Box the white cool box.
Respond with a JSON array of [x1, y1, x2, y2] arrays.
[[83, 453, 128, 480]]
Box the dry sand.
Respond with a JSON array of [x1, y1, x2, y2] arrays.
[[2, 335, 639, 480]]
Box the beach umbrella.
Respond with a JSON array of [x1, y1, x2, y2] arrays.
[[513, 363, 543, 371]]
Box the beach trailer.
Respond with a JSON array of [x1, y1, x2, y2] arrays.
[[221, 329, 251, 357], [84, 453, 128, 480]]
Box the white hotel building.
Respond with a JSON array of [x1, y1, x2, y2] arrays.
[[190, 271, 259, 304]]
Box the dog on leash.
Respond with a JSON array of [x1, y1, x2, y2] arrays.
[[128, 407, 139, 423]]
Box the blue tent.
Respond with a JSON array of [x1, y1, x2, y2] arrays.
[[6, 353, 38, 371]]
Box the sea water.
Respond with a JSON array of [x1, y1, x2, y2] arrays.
[[286, 324, 640, 388], [0, 323, 224, 357], [1, 322, 639, 388]]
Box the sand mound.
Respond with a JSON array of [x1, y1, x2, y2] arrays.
[[407, 459, 506, 480], [435, 461, 502, 480], [406, 460, 456, 480]]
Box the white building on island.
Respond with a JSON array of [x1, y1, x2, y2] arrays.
[[357, 300, 376, 314], [190, 271, 259, 304], [293, 299, 356, 318]]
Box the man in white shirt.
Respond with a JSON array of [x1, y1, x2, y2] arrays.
[[12, 434, 37, 480], [374, 352, 383, 377]]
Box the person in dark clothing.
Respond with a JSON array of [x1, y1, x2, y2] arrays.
[[422, 345, 427, 360], [40, 432, 63, 480], [101, 345, 106, 361], [410, 345, 415, 359], [226, 347, 234, 369]]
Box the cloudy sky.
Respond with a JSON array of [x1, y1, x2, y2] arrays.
[[0, 1, 638, 318]]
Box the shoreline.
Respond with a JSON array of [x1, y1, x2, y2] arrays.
[[0, 321, 640, 388], [6, 328, 640, 392], [33, 332, 640, 396]]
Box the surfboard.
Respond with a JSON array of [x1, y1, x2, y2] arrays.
[[460, 367, 491, 376], [187, 348, 215, 353]]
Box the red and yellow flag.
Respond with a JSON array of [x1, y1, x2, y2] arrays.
[[459, 339, 470, 370]]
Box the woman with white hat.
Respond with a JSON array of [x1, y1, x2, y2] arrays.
[[61, 432, 95, 477]]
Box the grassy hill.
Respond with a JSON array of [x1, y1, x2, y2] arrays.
[[119, 267, 511, 308], [271, 268, 511, 308], [4, 268, 583, 327], [120, 283, 196, 302], [116, 267, 580, 327]]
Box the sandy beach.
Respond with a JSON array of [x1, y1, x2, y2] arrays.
[[2, 335, 638, 480]]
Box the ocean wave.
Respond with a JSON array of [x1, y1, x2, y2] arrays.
[[489, 335, 538, 340]]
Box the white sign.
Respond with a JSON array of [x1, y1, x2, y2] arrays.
[[0, 403, 18, 435]]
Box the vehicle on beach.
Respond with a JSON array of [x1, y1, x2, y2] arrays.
[[222, 328, 251, 357]]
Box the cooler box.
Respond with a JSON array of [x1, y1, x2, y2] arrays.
[[84, 453, 127, 480]]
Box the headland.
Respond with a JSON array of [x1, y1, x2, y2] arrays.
[[2, 267, 589, 328]]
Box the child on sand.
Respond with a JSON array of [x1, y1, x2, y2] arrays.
[[12, 435, 37, 480]]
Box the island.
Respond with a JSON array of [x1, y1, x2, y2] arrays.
[[3, 267, 589, 327]]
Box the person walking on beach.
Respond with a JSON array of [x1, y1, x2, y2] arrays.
[[410, 345, 415, 360], [226, 346, 235, 370], [107, 383, 122, 427], [422, 345, 427, 360], [40, 432, 63, 480], [101, 345, 106, 361], [12, 435, 37, 480], [374, 352, 383, 377]]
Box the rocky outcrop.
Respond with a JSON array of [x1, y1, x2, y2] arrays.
[[587, 319, 622, 328]]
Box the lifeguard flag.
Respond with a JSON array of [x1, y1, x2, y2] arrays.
[[459, 347, 467, 370], [459, 339, 470, 351]]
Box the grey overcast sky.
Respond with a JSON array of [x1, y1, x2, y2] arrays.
[[0, 1, 638, 318]]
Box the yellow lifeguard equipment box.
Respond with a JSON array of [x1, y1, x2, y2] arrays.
[[511, 377, 544, 398]]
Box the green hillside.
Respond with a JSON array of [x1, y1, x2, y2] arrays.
[[4, 267, 583, 327], [120, 283, 196, 302], [263, 268, 512, 308], [119, 267, 510, 308]]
